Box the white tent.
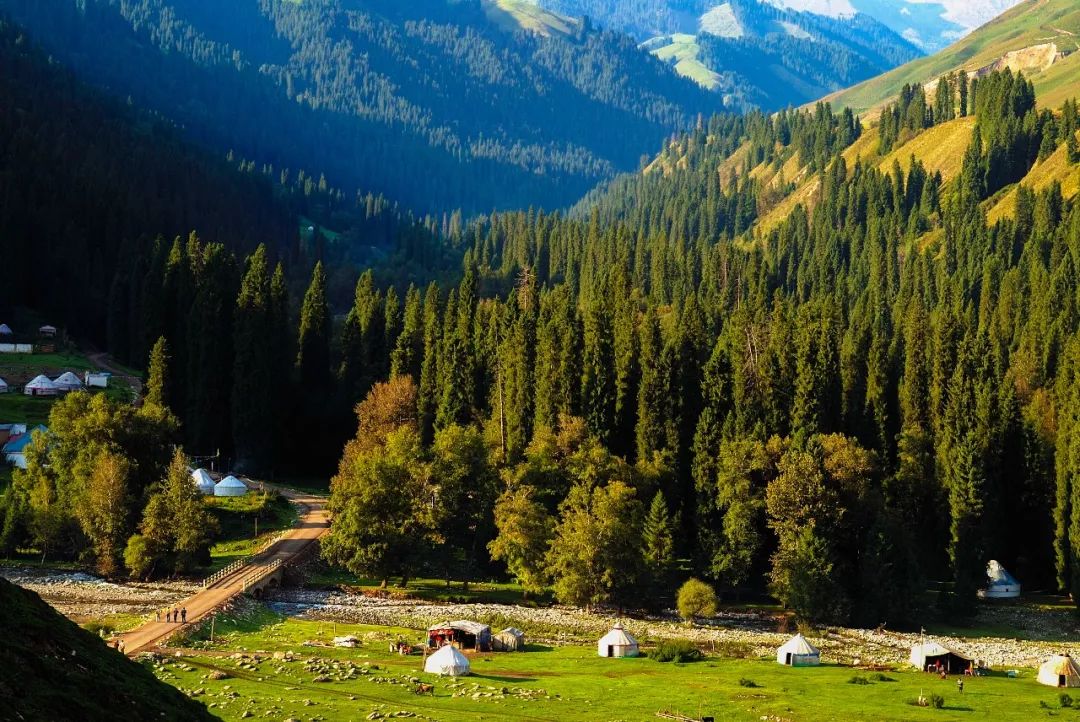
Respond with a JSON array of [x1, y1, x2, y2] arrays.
[[978, 560, 1020, 599], [424, 644, 471, 676], [0, 377, 7, 394], [597, 624, 639, 658], [52, 371, 84, 391], [909, 642, 972, 673], [24, 375, 58, 396], [493, 627, 526, 652], [191, 468, 216, 495], [776, 633, 820, 666], [214, 475, 248, 497], [1038, 654, 1080, 688], [0, 324, 12, 335]]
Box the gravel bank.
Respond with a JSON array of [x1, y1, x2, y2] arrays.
[[0, 567, 197, 620], [266, 588, 1080, 670]]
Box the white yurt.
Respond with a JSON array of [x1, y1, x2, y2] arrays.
[[0, 377, 7, 394], [424, 644, 471, 676], [0, 324, 12, 336], [24, 375, 58, 396], [978, 560, 1021, 599], [597, 624, 639, 658], [53, 371, 84, 391], [776, 633, 820, 666], [191, 468, 216, 495], [493, 627, 526, 652], [1039, 654, 1080, 688], [214, 475, 248, 497]]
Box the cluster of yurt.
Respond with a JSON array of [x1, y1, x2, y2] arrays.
[[214, 475, 248, 497], [597, 624, 639, 658], [978, 560, 1021, 599], [1039, 654, 1080, 688], [776, 633, 820, 667], [424, 644, 471, 676], [191, 468, 217, 495], [22, 372, 85, 396]]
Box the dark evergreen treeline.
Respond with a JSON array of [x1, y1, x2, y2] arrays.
[[0, 0, 721, 214], [0, 17, 293, 337]]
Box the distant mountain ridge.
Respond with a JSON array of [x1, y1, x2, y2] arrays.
[[564, 0, 922, 110], [530, 0, 1023, 51]]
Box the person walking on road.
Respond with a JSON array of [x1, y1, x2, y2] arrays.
[[181, 607, 187, 624]]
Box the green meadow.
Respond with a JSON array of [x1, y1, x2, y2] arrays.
[[150, 608, 1076, 721]]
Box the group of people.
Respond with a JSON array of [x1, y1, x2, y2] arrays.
[[156, 607, 188, 624]]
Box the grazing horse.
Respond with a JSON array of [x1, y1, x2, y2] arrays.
[[415, 683, 434, 696]]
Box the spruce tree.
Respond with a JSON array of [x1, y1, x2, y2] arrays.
[[232, 245, 274, 472], [296, 261, 330, 388]]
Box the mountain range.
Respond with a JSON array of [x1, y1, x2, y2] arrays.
[[532, 0, 1023, 51]]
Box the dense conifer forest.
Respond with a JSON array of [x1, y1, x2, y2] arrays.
[[0, 0, 721, 214]]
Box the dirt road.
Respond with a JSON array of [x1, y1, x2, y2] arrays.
[[118, 486, 329, 655]]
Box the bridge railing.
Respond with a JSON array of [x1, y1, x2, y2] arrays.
[[241, 558, 284, 593], [203, 556, 252, 588]]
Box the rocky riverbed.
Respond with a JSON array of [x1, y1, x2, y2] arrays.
[[265, 587, 1080, 670], [5, 564, 1080, 670], [0, 566, 196, 620]]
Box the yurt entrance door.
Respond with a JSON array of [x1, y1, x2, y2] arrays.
[[785, 653, 792, 665], [1061, 675, 1067, 687], [607, 645, 614, 657]]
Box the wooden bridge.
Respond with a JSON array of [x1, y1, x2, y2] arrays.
[[117, 486, 329, 655]]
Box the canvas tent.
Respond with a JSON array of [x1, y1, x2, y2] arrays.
[[191, 468, 216, 495], [38, 325, 57, 338], [424, 644, 471, 676], [53, 371, 83, 391], [978, 559, 1021, 599], [24, 375, 57, 396], [776, 633, 820, 666], [1038, 654, 1080, 688], [0, 324, 11, 336], [493, 627, 525, 652], [909, 642, 972, 673], [428, 621, 492, 651], [214, 475, 248, 497], [597, 624, 639, 658]]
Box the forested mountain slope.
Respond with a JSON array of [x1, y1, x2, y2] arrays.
[[0, 0, 720, 214], [0, 16, 293, 340], [828, 0, 1080, 114]]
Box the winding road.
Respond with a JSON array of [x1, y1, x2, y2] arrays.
[[118, 486, 330, 655]]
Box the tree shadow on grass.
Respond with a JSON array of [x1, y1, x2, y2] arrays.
[[942, 706, 974, 712]]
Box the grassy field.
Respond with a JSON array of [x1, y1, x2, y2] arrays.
[[151, 607, 1078, 721], [305, 566, 552, 605], [827, 0, 1080, 114], [0, 393, 56, 426], [205, 492, 299, 572], [0, 351, 94, 371], [987, 131, 1080, 223], [482, 0, 579, 37], [650, 34, 723, 91]]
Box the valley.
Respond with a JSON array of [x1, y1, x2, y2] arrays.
[[2, 0, 1080, 718]]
